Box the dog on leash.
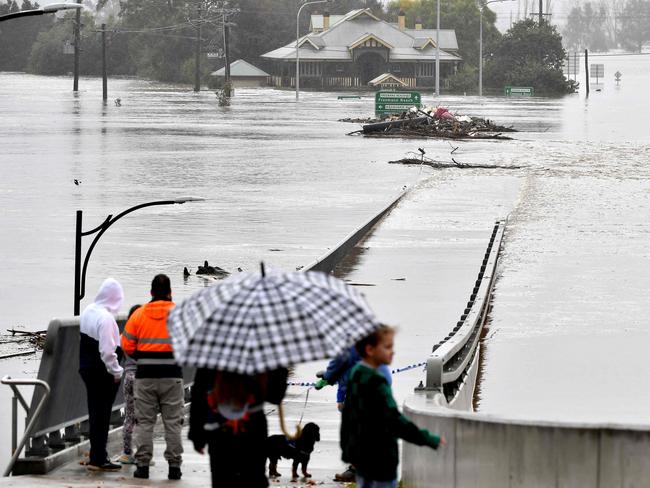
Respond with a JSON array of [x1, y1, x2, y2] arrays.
[[267, 422, 321, 480]]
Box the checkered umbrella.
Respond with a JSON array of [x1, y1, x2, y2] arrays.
[[167, 267, 380, 375]]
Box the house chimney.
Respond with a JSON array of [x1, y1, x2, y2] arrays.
[[398, 10, 405, 30], [415, 18, 423, 30], [323, 11, 330, 30]]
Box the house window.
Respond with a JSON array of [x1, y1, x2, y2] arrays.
[[392, 65, 401, 73], [336, 64, 344, 73], [417, 63, 434, 77]]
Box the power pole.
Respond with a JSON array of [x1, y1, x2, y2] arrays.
[[194, 3, 201, 92], [73, 0, 81, 91], [223, 15, 231, 96], [584, 49, 589, 97], [538, 0, 542, 24], [101, 23, 107, 101]]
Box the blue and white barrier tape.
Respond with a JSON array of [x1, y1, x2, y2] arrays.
[[287, 361, 427, 387]]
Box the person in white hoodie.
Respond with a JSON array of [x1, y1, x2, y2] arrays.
[[79, 277, 124, 471]]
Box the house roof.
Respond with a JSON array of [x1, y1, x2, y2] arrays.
[[261, 8, 461, 63], [210, 59, 269, 77], [368, 73, 407, 86]]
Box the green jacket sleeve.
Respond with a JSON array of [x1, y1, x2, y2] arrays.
[[381, 382, 441, 449]]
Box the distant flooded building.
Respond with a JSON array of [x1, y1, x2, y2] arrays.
[[261, 9, 461, 90], [210, 59, 270, 88]]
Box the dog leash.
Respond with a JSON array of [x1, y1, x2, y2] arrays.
[[297, 386, 311, 428]]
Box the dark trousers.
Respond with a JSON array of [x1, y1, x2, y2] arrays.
[[207, 413, 268, 488], [80, 368, 120, 465]]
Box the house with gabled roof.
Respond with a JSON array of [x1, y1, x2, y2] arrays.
[[261, 9, 461, 90], [210, 59, 270, 88]]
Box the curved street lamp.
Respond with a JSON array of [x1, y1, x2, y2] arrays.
[[74, 197, 205, 315], [296, 0, 329, 101], [0, 3, 82, 22], [479, 0, 513, 97]]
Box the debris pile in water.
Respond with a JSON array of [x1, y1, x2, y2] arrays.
[[346, 106, 517, 140]]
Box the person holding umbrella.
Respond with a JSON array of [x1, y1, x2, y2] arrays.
[[189, 368, 288, 487], [167, 264, 381, 487]]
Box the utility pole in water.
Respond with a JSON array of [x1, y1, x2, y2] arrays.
[[584, 49, 590, 96], [194, 3, 202, 92], [223, 19, 231, 96], [73, 0, 81, 91], [101, 23, 107, 101]]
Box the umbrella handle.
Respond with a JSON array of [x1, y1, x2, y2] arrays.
[[278, 402, 301, 440]]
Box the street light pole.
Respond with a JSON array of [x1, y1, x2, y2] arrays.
[[73, 197, 204, 315], [435, 0, 440, 97], [296, 0, 328, 101], [479, 7, 483, 97], [479, 0, 513, 97]]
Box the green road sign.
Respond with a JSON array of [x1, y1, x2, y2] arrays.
[[375, 91, 421, 114], [504, 86, 534, 97]]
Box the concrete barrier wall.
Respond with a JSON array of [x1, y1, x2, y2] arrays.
[[401, 394, 650, 488], [303, 187, 408, 273]]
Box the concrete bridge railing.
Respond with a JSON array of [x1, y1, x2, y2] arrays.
[[416, 219, 505, 410]]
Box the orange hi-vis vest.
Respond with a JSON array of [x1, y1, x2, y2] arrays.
[[121, 300, 181, 378]]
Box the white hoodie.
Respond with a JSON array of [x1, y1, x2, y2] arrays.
[[79, 278, 124, 380]]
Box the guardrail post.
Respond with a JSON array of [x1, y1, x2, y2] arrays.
[[63, 425, 81, 444], [47, 430, 65, 450], [415, 356, 443, 392], [25, 435, 48, 457]]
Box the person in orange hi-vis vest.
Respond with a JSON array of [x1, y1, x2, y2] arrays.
[[121, 274, 183, 481]]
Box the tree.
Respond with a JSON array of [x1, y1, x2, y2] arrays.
[[485, 19, 575, 94], [0, 0, 54, 71], [562, 3, 610, 52], [386, 0, 500, 70], [618, 0, 650, 52]]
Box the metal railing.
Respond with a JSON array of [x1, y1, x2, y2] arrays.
[[1, 376, 50, 477], [418, 219, 506, 398]]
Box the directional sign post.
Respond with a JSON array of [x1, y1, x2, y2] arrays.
[[375, 91, 421, 115], [504, 86, 534, 97]]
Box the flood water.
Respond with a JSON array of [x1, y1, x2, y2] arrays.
[[0, 52, 649, 460]]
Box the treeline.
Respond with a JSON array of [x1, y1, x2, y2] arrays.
[[563, 0, 650, 53], [388, 0, 574, 94], [1, 0, 381, 83], [2, 0, 574, 93], [0, 0, 54, 71]]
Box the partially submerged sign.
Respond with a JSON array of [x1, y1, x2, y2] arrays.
[[590, 63, 605, 84], [504, 86, 534, 97], [375, 91, 421, 115]]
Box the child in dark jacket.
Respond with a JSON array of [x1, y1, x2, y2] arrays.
[[340, 325, 445, 488]]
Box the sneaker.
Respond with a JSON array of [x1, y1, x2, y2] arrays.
[[334, 465, 356, 482], [168, 466, 182, 480], [117, 453, 136, 465], [133, 465, 149, 479], [87, 460, 122, 472]]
